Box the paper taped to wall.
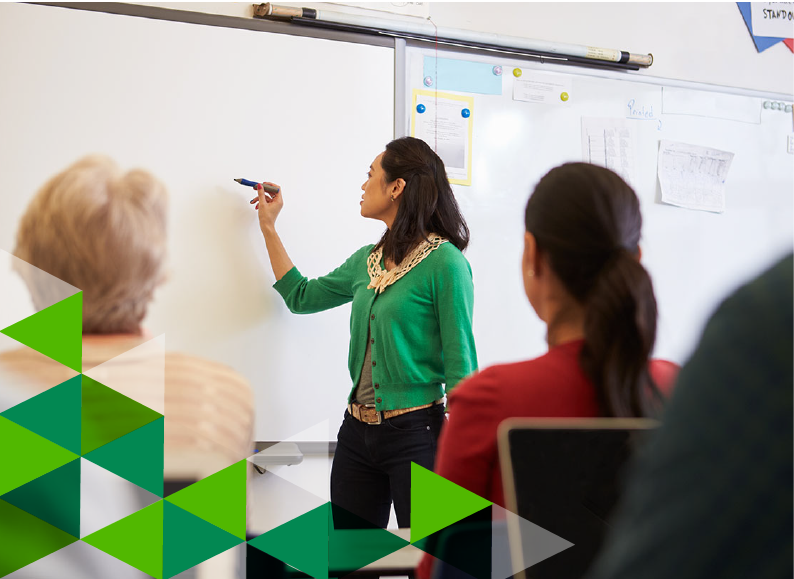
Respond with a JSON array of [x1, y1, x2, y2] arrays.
[[657, 140, 734, 213]]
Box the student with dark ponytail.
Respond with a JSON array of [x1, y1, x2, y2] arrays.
[[424, 162, 678, 514]]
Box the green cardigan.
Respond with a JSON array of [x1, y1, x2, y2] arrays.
[[273, 242, 478, 411]]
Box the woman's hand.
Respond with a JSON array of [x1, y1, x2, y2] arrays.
[[254, 182, 283, 233]]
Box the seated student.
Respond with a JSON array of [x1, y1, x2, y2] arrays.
[[1, 155, 254, 480], [585, 254, 792, 579], [416, 162, 678, 576]]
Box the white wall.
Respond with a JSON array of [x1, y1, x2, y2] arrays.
[[132, 2, 794, 95]]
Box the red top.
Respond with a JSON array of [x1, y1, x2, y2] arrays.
[[416, 340, 678, 578]]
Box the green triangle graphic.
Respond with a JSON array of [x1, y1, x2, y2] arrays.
[[1, 375, 82, 454], [410, 462, 492, 544], [84, 417, 164, 497], [0, 292, 82, 372], [0, 498, 78, 576], [163, 501, 243, 578], [165, 459, 246, 539], [248, 502, 330, 579], [0, 416, 79, 496], [83, 499, 164, 579], [81, 375, 162, 455], [329, 527, 410, 574], [1, 458, 81, 538]]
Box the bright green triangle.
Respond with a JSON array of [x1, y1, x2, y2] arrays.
[[248, 502, 330, 579], [165, 459, 246, 539], [0, 416, 79, 496], [84, 417, 164, 497], [1, 375, 82, 455], [82, 499, 164, 579], [1, 458, 81, 538], [0, 498, 78, 576], [410, 462, 492, 543], [81, 375, 162, 455], [0, 292, 82, 372], [163, 501, 243, 578]]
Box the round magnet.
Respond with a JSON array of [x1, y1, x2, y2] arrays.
[[513, 68, 522, 78], [492, 65, 503, 76], [423, 76, 434, 87], [763, 101, 771, 109], [771, 102, 780, 110], [461, 108, 471, 118], [560, 92, 569, 102], [416, 104, 426, 114], [786, 104, 793, 113]]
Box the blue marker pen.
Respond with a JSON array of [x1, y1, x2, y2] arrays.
[[235, 179, 280, 204]]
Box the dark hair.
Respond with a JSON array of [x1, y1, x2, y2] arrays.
[[524, 162, 663, 417], [375, 137, 469, 265]]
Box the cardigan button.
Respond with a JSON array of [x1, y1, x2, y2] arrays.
[[371, 314, 375, 320], [372, 361, 376, 367], [376, 397, 382, 403], [370, 338, 375, 344], [374, 383, 380, 389]]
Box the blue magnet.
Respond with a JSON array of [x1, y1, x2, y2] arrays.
[[492, 65, 503, 76], [416, 104, 426, 114], [461, 108, 470, 118], [423, 76, 434, 87]]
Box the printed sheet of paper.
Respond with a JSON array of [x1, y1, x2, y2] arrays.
[[581, 118, 636, 187], [657, 140, 734, 213], [513, 71, 572, 105], [411, 89, 474, 185]]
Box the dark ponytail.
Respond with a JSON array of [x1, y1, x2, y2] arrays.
[[376, 137, 469, 265], [525, 163, 663, 417]]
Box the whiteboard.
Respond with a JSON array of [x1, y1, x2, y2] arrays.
[[404, 45, 794, 369], [0, 3, 394, 441]]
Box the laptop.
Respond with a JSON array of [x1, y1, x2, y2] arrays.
[[498, 417, 658, 579]]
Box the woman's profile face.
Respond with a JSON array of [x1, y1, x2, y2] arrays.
[[360, 152, 394, 222]]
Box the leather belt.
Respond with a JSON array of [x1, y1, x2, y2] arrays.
[[347, 401, 438, 425]]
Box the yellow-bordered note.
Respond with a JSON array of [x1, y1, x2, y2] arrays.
[[410, 89, 474, 186]]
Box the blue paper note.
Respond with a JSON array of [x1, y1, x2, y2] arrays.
[[423, 57, 503, 95], [737, 2, 784, 52]]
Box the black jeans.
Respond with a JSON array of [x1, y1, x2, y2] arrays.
[[330, 404, 445, 529]]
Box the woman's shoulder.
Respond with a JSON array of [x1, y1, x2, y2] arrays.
[[423, 240, 470, 271]]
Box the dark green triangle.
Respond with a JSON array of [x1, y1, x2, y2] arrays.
[[81, 375, 162, 455], [163, 501, 243, 578], [0, 416, 79, 496], [84, 417, 164, 497], [0, 458, 81, 538], [165, 459, 246, 539], [248, 502, 330, 579], [410, 462, 492, 543], [1, 375, 82, 454], [0, 499, 78, 576], [329, 526, 409, 575], [82, 499, 164, 579], [0, 292, 82, 372]]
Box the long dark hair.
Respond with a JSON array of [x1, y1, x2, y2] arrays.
[[375, 137, 469, 265], [525, 163, 662, 417]]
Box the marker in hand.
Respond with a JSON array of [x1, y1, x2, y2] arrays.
[[234, 179, 280, 204]]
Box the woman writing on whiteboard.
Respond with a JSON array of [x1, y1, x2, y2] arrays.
[[254, 136, 477, 528]]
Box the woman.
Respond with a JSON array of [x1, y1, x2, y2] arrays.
[[254, 136, 477, 528], [3, 155, 255, 479], [424, 161, 677, 538]]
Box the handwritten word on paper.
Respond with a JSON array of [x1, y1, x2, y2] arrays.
[[751, 3, 794, 38]]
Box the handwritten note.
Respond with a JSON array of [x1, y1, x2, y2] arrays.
[[751, 2, 794, 38], [581, 118, 636, 187], [657, 140, 734, 213]]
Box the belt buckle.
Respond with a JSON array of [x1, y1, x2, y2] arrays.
[[363, 404, 382, 425]]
